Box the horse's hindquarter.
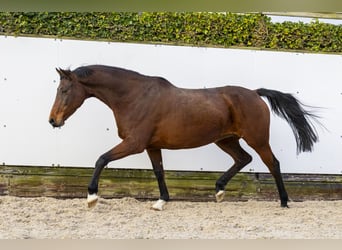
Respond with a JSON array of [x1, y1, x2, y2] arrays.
[[220, 86, 271, 144]]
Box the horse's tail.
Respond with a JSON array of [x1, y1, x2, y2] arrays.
[[256, 88, 319, 154]]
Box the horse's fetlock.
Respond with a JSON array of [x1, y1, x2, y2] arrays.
[[161, 194, 170, 201], [215, 180, 225, 192], [88, 185, 98, 195]]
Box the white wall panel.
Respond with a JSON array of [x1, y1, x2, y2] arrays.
[[0, 36, 341, 174]]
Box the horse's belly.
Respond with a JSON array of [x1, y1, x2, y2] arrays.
[[149, 119, 227, 149]]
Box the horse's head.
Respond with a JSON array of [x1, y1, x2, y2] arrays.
[[49, 68, 89, 128]]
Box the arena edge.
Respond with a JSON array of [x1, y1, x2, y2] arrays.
[[0, 165, 341, 201]]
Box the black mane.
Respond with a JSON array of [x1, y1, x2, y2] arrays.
[[73, 65, 173, 87], [73, 66, 94, 78]]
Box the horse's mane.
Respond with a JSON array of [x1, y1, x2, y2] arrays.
[[73, 65, 143, 79], [72, 66, 94, 78], [72, 65, 174, 87]]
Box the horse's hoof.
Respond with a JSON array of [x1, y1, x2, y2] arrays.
[[151, 199, 166, 211], [215, 190, 225, 202], [87, 193, 99, 208]]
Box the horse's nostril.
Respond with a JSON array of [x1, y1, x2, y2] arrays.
[[49, 118, 55, 126]]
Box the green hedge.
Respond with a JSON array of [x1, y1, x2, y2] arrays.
[[0, 12, 341, 53]]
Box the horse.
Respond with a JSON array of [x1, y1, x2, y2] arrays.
[[49, 64, 319, 210]]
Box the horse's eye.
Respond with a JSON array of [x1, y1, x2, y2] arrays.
[[58, 87, 69, 94]]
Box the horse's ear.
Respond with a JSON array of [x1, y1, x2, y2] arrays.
[[56, 68, 62, 76], [56, 68, 72, 80]]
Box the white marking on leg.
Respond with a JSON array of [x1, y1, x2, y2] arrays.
[[87, 193, 99, 208], [215, 190, 225, 202], [151, 199, 166, 211]]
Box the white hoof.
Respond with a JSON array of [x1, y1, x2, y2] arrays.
[[87, 193, 99, 208], [215, 190, 225, 202], [151, 199, 166, 211]]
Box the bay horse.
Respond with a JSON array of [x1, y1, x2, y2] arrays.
[[49, 65, 319, 210]]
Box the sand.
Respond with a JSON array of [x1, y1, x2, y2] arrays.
[[0, 196, 341, 239]]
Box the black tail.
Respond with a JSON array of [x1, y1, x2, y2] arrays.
[[256, 88, 319, 153]]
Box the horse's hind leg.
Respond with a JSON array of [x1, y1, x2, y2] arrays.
[[251, 143, 289, 207], [146, 148, 169, 211], [215, 137, 252, 202]]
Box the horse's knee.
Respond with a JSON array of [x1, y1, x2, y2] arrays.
[[95, 155, 108, 168]]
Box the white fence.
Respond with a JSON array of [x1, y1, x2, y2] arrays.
[[0, 35, 341, 174]]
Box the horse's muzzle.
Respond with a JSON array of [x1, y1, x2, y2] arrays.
[[49, 117, 63, 128]]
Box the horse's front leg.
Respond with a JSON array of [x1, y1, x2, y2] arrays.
[[146, 148, 169, 211], [87, 139, 145, 208]]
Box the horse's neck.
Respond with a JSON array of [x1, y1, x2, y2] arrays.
[[85, 73, 146, 110]]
